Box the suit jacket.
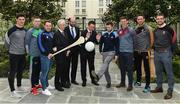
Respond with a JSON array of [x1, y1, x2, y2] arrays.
[[80, 29, 98, 55], [64, 26, 80, 53], [53, 30, 70, 58]]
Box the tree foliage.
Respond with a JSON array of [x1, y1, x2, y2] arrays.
[[0, 0, 66, 22], [103, 0, 180, 24]]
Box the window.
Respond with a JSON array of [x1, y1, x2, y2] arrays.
[[106, 0, 110, 6], [99, 0, 103, 6], [75, 9, 80, 14], [61, 2, 65, 7], [82, 0, 86, 7], [99, 8, 103, 14], [82, 9, 86, 14], [75, 0, 80, 7], [62, 9, 65, 15]]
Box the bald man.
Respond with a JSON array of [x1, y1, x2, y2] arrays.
[[64, 17, 80, 85]]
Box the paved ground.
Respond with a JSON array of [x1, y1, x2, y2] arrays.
[[0, 47, 180, 104]]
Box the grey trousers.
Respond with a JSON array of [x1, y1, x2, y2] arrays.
[[97, 51, 115, 84], [154, 49, 174, 92]]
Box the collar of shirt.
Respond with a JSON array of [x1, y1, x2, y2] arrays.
[[158, 23, 166, 28], [119, 27, 129, 36], [87, 29, 92, 33], [43, 30, 53, 38], [107, 30, 113, 35], [58, 28, 64, 33], [15, 25, 25, 30], [69, 25, 72, 29]]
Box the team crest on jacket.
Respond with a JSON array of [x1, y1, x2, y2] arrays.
[[163, 31, 166, 35]]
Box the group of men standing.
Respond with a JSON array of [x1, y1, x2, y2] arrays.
[[4, 13, 177, 100]]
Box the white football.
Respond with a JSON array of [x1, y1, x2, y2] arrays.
[[85, 41, 95, 52]]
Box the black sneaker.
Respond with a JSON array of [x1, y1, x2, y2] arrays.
[[91, 71, 99, 82], [71, 81, 79, 85], [91, 81, 99, 86], [134, 82, 141, 87], [106, 83, 111, 88], [55, 87, 64, 91], [62, 83, 70, 88], [116, 83, 126, 88], [82, 82, 86, 87]]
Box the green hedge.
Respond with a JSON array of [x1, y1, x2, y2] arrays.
[[0, 44, 55, 79]]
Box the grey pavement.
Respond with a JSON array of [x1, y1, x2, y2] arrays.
[[0, 46, 180, 104]]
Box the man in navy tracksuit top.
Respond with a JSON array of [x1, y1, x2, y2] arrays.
[[38, 21, 54, 96], [5, 13, 26, 98], [116, 17, 136, 91], [92, 22, 119, 88]]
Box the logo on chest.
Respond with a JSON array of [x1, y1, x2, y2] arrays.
[[163, 31, 166, 35]]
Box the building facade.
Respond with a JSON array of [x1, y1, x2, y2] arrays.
[[61, 0, 112, 19]]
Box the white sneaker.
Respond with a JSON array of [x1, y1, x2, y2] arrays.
[[42, 89, 52, 96], [11, 91, 22, 98], [16, 86, 27, 92], [47, 85, 55, 90]]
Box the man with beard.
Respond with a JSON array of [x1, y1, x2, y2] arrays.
[[151, 14, 177, 99], [64, 17, 80, 85], [133, 15, 154, 93]]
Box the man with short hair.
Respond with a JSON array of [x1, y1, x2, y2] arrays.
[[80, 21, 101, 87], [133, 15, 154, 93], [116, 16, 136, 91], [5, 13, 27, 98], [25, 17, 42, 95], [38, 20, 54, 96], [151, 14, 177, 100], [92, 21, 119, 88]]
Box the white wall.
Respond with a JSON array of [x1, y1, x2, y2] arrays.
[[63, 0, 111, 19]]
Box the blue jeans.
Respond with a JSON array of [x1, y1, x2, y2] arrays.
[[40, 55, 52, 90], [154, 49, 174, 92], [119, 52, 134, 87]]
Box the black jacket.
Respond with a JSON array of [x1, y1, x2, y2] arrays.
[[53, 30, 70, 57], [64, 26, 80, 53], [80, 29, 98, 55]]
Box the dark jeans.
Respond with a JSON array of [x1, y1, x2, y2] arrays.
[[80, 53, 95, 83], [8, 54, 26, 92], [31, 56, 41, 88], [69, 52, 79, 82], [134, 51, 150, 88], [154, 49, 174, 92], [55, 54, 70, 88], [119, 52, 133, 87]]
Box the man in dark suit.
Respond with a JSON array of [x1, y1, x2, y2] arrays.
[[80, 21, 101, 87], [53, 19, 71, 91], [64, 17, 80, 85]]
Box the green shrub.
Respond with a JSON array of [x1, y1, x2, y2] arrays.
[[0, 60, 9, 77]]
